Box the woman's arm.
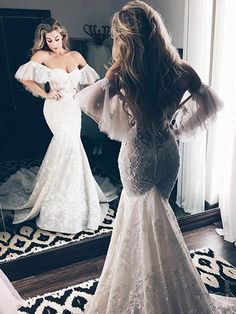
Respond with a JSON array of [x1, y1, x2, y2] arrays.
[[20, 79, 48, 99], [172, 62, 223, 139], [71, 51, 87, 68], [182, 61, 201, 94], [19, 51, 61, 100], [20, 80, 61, 100], [71, 51, 100, 89], [105, 61, 121, 87]]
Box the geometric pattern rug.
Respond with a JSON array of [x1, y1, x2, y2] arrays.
[[0, 205, 117, 263], [18, 278, 99, 314], [0, 157, 119, 263], [18, 248, 236, 313], [190, 248, 236, 297]]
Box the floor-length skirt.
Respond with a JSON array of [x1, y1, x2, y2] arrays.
[[86, 187, 236, 313]]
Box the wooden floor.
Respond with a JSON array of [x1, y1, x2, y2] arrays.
[[13, 223, 236, 299]]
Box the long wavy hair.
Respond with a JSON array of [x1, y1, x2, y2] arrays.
[[111, 0, 183, 135], [31, 18, 69, 55]]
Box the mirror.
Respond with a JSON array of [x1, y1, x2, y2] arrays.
[[0, 8, 122, 276]]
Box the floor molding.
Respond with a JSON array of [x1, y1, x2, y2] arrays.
[[178, 208, 221, 232], [2, 208, 221, 281], [1, 234, 111, 281]]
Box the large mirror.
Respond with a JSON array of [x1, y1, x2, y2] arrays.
[[0, 1, 220, 281]]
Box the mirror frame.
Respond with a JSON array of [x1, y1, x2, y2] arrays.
[[1, 207, 220, 281]]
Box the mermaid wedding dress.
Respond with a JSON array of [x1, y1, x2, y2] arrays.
[[76, 77, 236, 313], [0, 61, 113, 234]]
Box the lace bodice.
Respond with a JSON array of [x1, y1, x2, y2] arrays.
[[118, 127, 179, 198], [15, 61, 100, 97]]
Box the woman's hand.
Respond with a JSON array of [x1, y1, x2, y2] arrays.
[[46, 89, 62, 100]]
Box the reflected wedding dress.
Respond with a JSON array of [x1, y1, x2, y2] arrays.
[[0, 61, 110, 234], [76, 76, 236, 313], [0, 269, 22, 313]]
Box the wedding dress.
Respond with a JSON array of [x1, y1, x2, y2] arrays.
[[76, 77, 236, 313], [0, 61, 111, 234], [0, 269, 22, 313]]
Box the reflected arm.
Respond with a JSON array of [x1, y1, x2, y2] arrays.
[[19, 79, 48, 99], [15, 51, 50, 98]]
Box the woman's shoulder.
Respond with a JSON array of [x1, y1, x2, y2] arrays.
[[69, 50, 83, 57], [31, 50, 50, 64], [181, 61, 196, 74], [70, 51, 87, 67]]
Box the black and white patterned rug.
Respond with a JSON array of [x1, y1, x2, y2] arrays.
[[190, 248, 236, 297], [18, 248, 236, 313], [18, 278, 98, 314], [0, 158, 120, 262], [0, 207, 117, 262]]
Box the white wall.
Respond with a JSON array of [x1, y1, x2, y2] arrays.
[[0, 0, 185, 46], [0, 0, 118, 37], [151, 0, 185, 48]]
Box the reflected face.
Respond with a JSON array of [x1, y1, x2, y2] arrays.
[[45, 30, 63, 52]]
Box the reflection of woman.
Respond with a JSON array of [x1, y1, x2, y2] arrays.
[[77, 1, 236, 313], [0, 269, 23, 313], [0, 18, 109, 234]]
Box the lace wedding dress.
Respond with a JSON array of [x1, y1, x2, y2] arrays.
[[0, 269, 22, 313], [76, 77, 236, 313], [0, 61, 111, 234]]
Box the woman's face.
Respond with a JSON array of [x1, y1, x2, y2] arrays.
[[45, 30, 63, 52]]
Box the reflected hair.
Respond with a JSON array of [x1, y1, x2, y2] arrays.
[[111, 0, 183, 135], [31, 18, 69, 55]]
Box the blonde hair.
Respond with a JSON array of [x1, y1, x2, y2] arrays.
[[112, 0, 183, 135], [31, 18, 69, 55]]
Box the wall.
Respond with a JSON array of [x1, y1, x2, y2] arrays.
[[0, 0, 115, 38], [0, 0, 185, 46], [152, 0, 185, 48]]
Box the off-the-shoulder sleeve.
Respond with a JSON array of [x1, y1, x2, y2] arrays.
[[171, 84, 224, 141], [78, 64, 100, 85], [15, 60, 50, 84], [75, 77, 130, 141], [15, 60, 50, 97]]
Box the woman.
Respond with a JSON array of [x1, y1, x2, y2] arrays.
[[0, 18, 109, 234], [76, 1, 236, 313]]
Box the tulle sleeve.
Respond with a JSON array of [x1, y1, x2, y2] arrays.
[[75, 77, 130, 141], [171, 84, 224, 141], [15, 60, 50, 97], [78, 64, 100, 86]]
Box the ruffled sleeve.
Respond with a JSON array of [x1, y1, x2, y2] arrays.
[[15, 60, 50, 84], [75, 77, 130, 141], [15, 61, 50, 97], [171, 84, 224, 141], [78, 64, 100, 86]]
